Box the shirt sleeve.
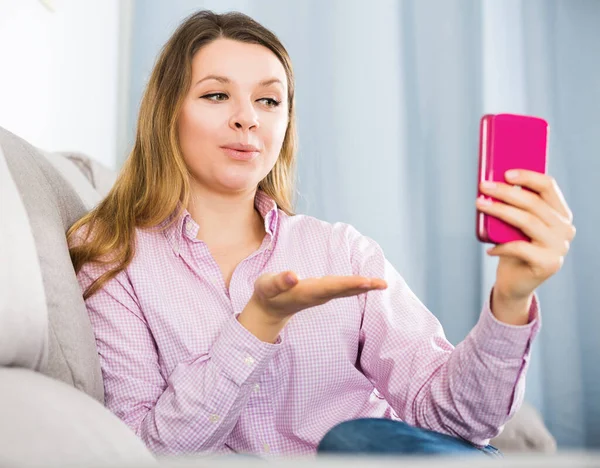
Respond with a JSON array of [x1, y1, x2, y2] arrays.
[[347, 226, 540, 446], [77, 262, 281, 456]]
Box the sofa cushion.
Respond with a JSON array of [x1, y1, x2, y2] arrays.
[[41, 149, 102, 210], [0, 145, 48, 369], [60, 150, 118, 197], [0, 367, 156, 467], [0, 127, 104, 403]]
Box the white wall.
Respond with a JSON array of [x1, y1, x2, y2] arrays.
[[0, 0, 120, 168]]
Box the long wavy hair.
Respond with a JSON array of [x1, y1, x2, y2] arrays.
[[68, 10, 297, 299]]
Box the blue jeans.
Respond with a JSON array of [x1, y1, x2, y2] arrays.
[[317, 418, 501, 457]]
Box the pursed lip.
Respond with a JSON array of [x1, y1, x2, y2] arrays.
[[220, 143, 260, 152], [220, 143, 261, 161]]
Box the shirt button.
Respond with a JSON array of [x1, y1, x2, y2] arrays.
[[253, 383, 260, 392], [186, 223, 194, 234], [173, 245, 180, 255], [244, 356, 255, 366], [209, 414, 220, 423], [263, 443, 270, 453]]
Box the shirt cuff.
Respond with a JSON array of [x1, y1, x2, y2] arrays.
[[210, 314, 282, 387], [470, 293, 541, 360]]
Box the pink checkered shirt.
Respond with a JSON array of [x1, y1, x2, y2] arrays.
[[76, 190, 540, 458]]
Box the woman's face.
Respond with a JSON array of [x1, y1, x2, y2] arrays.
[[178, 38, 289, 196]]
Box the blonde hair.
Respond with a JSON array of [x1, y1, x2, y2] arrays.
[[68, 10, 297, 299]]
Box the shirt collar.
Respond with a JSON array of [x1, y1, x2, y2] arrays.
[[162, 190, 280, 257], [255, 189, 279, 237]]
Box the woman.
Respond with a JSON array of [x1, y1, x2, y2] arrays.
[[68, 10, 575, 458]]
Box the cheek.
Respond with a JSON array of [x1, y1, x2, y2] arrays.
[[179, 107, 214, 143], [264, 116, 289, 156], [178, 106, 220, 163]]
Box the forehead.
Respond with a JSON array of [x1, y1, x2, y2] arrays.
[[191, 38, 287, 88]]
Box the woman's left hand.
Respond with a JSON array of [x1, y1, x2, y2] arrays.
[[476, 169, 576, 323]]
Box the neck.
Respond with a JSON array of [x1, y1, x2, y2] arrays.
[[186, 184, 265, 248]]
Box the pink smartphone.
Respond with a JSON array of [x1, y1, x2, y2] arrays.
[[476, 113, 549, 244]]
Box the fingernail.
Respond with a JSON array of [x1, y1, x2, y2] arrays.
[[285, 273, 297, 286], [481, 181, 497, 190], [477, 196, 493, 206], [505, 170, 519, 180], [359, 282, 372, 289]]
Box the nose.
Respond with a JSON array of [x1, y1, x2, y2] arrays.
[[229, 101, 260, 132]]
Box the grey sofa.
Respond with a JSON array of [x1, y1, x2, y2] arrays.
[[0, 126, 556, 467]]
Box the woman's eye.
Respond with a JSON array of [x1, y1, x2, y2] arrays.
[[202, 93, 228, 101], [200, 94, 280, 107], [258, 98, 281, 108]]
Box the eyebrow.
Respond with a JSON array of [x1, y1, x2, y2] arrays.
[[194, 75, 284, 88]]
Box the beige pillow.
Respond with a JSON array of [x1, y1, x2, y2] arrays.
[[0, 127, 104, 403], [491, 401, 557, 453], [0, 144, 47, 369]]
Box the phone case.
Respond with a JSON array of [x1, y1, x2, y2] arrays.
[[476, 113, 549, 244]]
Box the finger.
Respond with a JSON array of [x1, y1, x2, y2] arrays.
[[328, 284, 388, 301], [479, 181, 570, 230], [255, 271, 298, 299], [302, 276, 369, 300], [487, 241, 565, 277], [301, 276, 385, 301], [369, 278, 388, 290], [327, 278, 389, 300], [504, 170, 573, 222], [476, 198, 565, 250]]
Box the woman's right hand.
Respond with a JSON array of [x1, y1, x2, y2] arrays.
[[238, 271, 387, 343]]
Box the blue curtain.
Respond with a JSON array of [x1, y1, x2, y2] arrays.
[[127, 0, 600, 448]]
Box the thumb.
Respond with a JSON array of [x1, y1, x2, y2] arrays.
[[254, 271, 298, 299]]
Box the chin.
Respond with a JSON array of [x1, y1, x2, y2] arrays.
[[215, 174, 261, 193]]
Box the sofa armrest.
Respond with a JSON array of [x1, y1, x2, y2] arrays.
[[0, 367, 156, 467]]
